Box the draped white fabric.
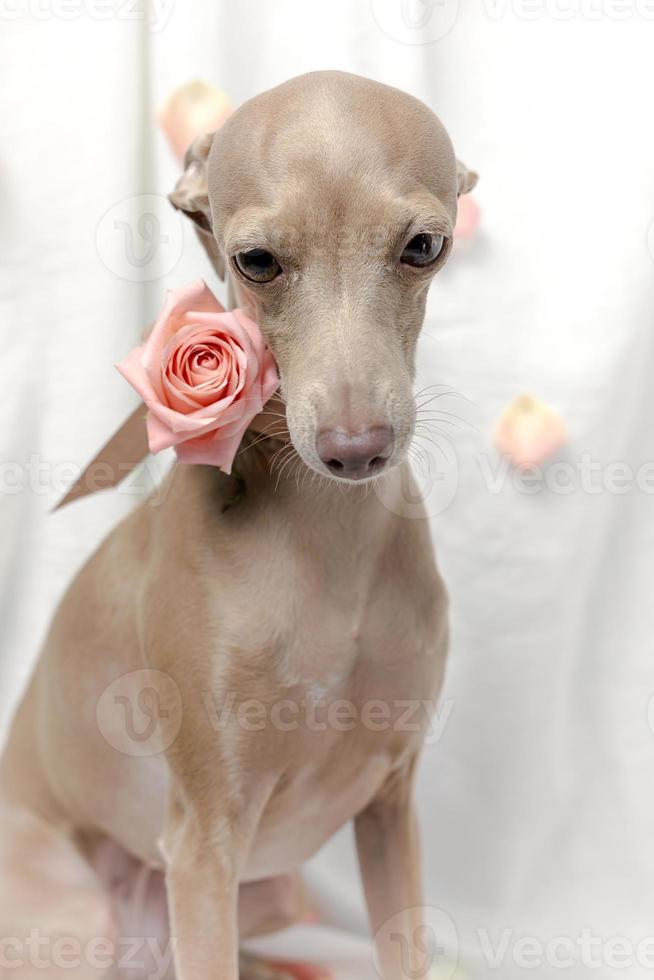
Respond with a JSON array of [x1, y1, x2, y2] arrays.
[[2, 2, 654, 977]]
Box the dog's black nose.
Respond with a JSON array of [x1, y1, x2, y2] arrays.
[[316, 426, 393, 479]]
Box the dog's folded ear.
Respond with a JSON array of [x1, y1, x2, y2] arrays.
[[169, 132, 225, 280], [456, 160, 478, 197]]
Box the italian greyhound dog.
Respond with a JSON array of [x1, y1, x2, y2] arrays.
[[0, 71, 476, 980]]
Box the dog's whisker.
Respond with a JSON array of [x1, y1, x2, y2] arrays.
[[238, 428, 290, 456], [247, 427, 289, 445], [414, 390, 455, 409], [270, 445, 295, 474], [415, 418, 468, 447], [270, 454, 293, 489], [416, 407, 466, 420], [408, 443, 428, 468], [246, 419, 288, 436], [415, 389, 472, 411], [415, 426, 454, 449], [415, 415, 464, 430], [269, 441, 295, 470], [412, 431, 449, 463], [415, 423, 461, 441], [414, 422, 452, 441], [417, 399, 471, 418], [292, 457, 304, 494], [255, 417, 290, 432], [274, 447, 301, 491], [408, 445, 431, 479], [300, 464, 311, 493], [413, 383, 456, 400], [414, 382, 468, 397]]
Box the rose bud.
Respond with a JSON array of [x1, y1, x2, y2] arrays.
[[158, 81, 232, 161], [494, 394, 567, 468], [454, 194, 480, 241]]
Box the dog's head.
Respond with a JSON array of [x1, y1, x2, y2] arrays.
[[170, 71, 476, 482]]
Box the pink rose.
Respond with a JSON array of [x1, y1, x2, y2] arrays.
[[157, 81, 232, 161], [494, 394, 567, 469], [116, 280, 279, 473], [454, 194, 480, 241]]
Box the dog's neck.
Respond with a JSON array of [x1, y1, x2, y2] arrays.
[[182, 424, 404, 547], [234, 429, 394, 515], [165, 315, 408, 531]]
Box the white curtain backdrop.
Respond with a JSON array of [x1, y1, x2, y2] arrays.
[[2, 2, 654, 978]]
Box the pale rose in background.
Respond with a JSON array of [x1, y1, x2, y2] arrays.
[[494, 394, 567, 469], [158, 80, 232, 160], [116, 280, 279, 473], [454, 194, 480, 241]]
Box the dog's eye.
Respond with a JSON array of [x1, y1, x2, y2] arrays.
[[400, 233, 445, 268], [234, 249, 282, 283]]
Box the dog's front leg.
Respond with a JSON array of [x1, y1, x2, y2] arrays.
[[164, 803, 239, 980], [163, 780, 271, 980], [144, 600, 277, 980], [355, 756, 431, 980]]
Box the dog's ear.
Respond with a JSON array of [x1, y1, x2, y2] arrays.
[[169, 132, 225, 280], [456, 160, 478, 197], [169, 133, 213, 230]]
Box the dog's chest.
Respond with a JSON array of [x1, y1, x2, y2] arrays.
[[218, 505, 442, 687], [153, 493, 448, 879], [215, 539, 441, 723], [237, 651, 432, 880], [211, 539, 444, 880]]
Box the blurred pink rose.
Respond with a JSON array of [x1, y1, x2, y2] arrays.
[[116, 280, 279, 473], [495, 394, 567, 469], [454, 194, 480, 241], [157, 81, 232, 161]]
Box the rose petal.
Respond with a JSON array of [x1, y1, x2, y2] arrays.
[[142, 282, 225, 394], [174, 416, 252, 473]]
